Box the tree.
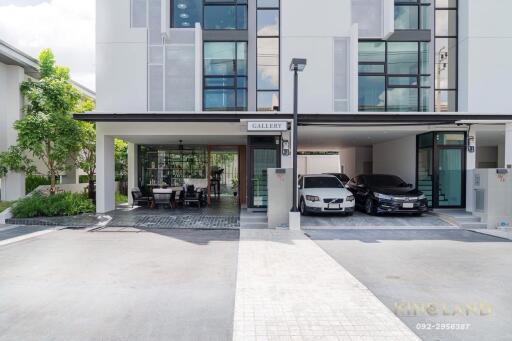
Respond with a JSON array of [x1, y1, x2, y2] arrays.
[[0, 49, 83, 195], [115, 139, 128, 195]]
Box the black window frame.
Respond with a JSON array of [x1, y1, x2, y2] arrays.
[[171, 0, 248, 30], [358, 40, 432, 112], [394, 0, 432, 31], [256, 0, 281, 112], [434, 0, 458, 112], [203, 41, 248, 111]]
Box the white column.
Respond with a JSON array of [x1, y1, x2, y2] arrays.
[[0, 65, 25, 200], [96, 131, 115, 213], [466, 129, 477, 212], [127, 142, 138, 205], [506, 123, 512, 169]]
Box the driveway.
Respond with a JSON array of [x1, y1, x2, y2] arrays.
[[307, 229, 512, 341], [302, 211, 455, 229], [0, 228, 239, 341]]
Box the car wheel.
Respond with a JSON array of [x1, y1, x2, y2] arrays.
[[365, 198, 375, 215], [300, 198, 309, 216]]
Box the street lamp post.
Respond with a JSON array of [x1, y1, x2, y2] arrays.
[[289, 58, 307, 212]]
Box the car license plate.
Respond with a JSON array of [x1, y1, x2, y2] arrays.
[[328, 204, 341, 210], [403, 203, 414, 208]]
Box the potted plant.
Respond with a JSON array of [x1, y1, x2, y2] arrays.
[[231, 177, 239, 197]]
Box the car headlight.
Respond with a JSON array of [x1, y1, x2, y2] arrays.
[[306, 195, 320, 202], [374, 192, 393, 200], [346, 195, 355, 202], [418, 194, 426, 200]]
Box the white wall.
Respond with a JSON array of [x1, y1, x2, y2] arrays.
[[96, 0, 147, 112], [459, 0, 512, 113], [280, 0, 353, 114], [373, 135, 416, 186], [298, 155, 340, 175], [0, 63, 26, 200]]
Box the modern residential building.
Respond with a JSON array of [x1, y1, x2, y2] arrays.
[[76, 0, 512, 221], [0, 39, 96, 201]]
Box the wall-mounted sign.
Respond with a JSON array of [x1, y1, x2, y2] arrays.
[[248, 121, 288, 132]]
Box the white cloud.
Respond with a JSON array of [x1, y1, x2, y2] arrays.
[[0, 0, 95, 90]]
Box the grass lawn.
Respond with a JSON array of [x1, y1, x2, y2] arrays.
[[115, 193, 128, 205], [0, 201, 15, 213]]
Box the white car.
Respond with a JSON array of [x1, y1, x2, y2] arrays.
[[298, 174, 355, 216]]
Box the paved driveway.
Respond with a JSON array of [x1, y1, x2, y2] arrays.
[[307, 229, 512, 341], [302, 211, 455, 229], [0, 228, 239, 341]]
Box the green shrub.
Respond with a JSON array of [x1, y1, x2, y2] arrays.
[[0, 201, 14, 213], [115, 192, 128, 205], [25, 175, 60, 194], [11, 192, 95, 218]]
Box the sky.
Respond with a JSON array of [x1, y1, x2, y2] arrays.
[[0, 0, 95, 90]]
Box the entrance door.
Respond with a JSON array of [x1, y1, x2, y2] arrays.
[[436, 147, 464, 207], [417, 132, 466, 209], [250, 148, 278, 208]]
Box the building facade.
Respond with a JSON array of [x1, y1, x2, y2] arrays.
[[79, 0, 512, 217]]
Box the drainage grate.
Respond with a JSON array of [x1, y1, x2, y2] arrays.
[[107, 215, 240, 229]]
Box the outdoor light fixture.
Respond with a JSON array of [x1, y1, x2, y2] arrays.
[[290, 58, 307, 72], [290, 58, 307, 213]]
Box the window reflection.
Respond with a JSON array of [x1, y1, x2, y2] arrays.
[[359, 76, 385, 111], [203, 42, 247, 111]]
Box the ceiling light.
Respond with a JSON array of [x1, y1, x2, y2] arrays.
[[177, 3, 187, 9], [182, 21, 191, 27], [179, 13, 189, 19]]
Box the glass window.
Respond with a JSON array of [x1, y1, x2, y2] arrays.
[[435, 9, 457, 36], [435, 90, 456, 112], [435, 38, 457, 89], [388, 76, 418, 86], [387, 42, 418, 74], [395, 5, 419, 30], [257, 91, 279, 111], [257, 9, 279, 36], [257, 38, 279, 90], [436, 0, 457, 8], [359, 76, 385, 111], [172, 0, 202, 28], [204, 42, 236, 75], [359, 42, 385, 62], [420, 88, 431, 111], [204, 5, 236, 29], [436, 132, 465, 145], [204, 89, 236, 110], [257, 0, 279, 7], [387, 88, 418, 112], [203, 42, 247, 111], [359, 64, 385, 74], [420, 5, 431, 29], [418, 132, 434, 148]]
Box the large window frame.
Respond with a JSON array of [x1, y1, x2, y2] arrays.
[[394, 0, 432, 30], [434, 0, 458, 112], [256, 0, 280, 112], [203, 41, 248, 111], [358, 40, 431, 112], [171, 0, 248, 30]]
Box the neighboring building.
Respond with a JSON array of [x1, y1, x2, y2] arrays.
[[0, 39, 96, 201], [76, 0, 512, 214]]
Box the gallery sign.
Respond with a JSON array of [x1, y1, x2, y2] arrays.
[[247, 121, 288, 132]]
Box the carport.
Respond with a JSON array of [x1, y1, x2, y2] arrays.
[[296, 114, 512, 228]]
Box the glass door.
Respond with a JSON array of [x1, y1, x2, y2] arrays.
[[250, 148, 277, 208], [436, 147, 464, 207]]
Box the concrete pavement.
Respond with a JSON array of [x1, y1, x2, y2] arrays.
[[308, 229, 512, 341]]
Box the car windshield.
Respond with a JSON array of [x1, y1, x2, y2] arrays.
[[365, 175, 407, 187], [305, 177, 343, 188]]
